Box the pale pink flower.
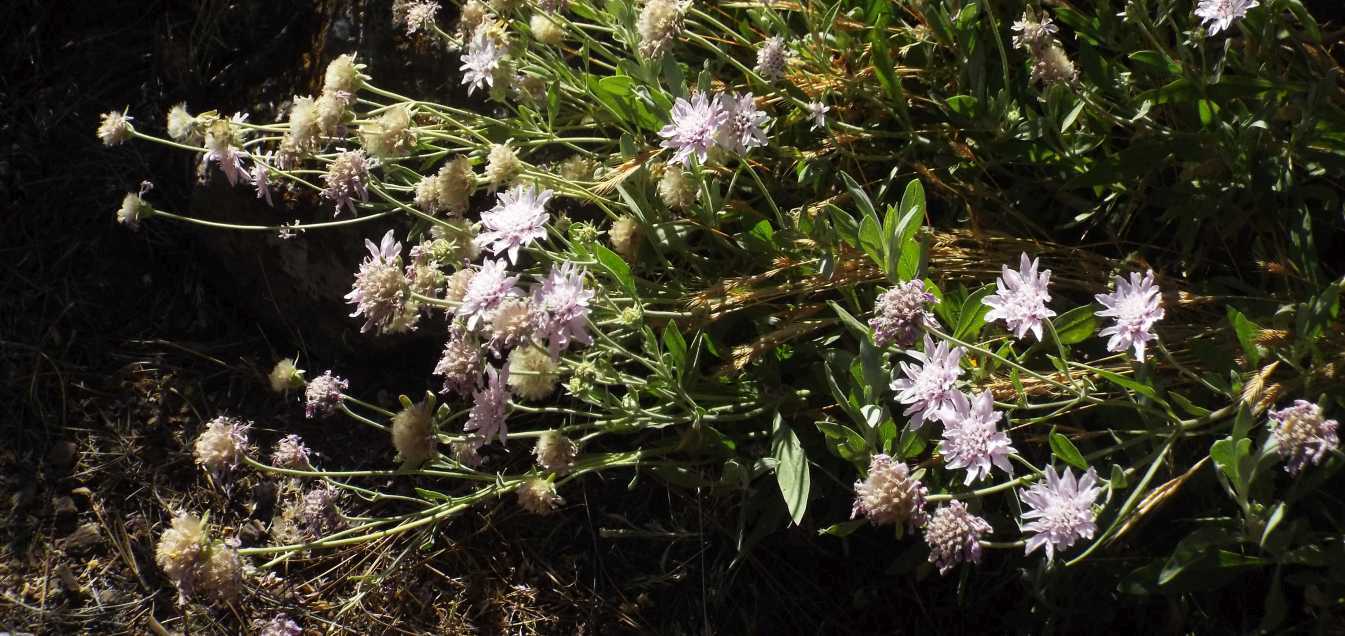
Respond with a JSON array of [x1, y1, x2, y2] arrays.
[[889, 335, 964, 430], [1020, 466, 1101, 562], [1094, 270, 1164, 361], [983, 253, 1055, 342]]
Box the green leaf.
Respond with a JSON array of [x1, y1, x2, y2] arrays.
[[954, 284, 996, 340], [1170, 392, 1211, 418], [1052, 306, 1098, 345], [839, 172, 877, 219], [593, 243, 635, 294], [858, 213, 884, 269], [892, 183, 925, 282], [1049, 428, 1089, 470], [1095, 368, 1167, 406], [1226, 307, 1261, 367], [815, 420, 870, 462], [662, 321, 687, 371], [771, 413, 811, 526], [1158, 527, 1242, 586], [1109, 464, 1129, 490], [828, 300, 872, 342]]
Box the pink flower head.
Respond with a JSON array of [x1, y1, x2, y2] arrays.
[[715, 92, 769, 155], [889, 335, 964, 430], [659, 92, 727, 167], [869, 279, 937, 348], [939, 390, 1016, 485], [925, 501, 993, 575], [531, 262, 594, 355], [1094, 270, 1164, 361], [321, 149, 371, 216], [466, 363, 510, 444], [456, 258, 521, 331], [345, 230, 413, 333], [304, 371, 348, 419], [983, 253, 1055, 341], [475, 184, 552, 263], [851, 453, 928, 531], [1268, 400, 1339, 475], [1020, 466, 1101, 562]]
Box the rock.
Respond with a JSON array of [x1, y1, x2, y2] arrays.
[[47, 440, 79, 470], [51, 495, 78, 524], [64, 522, 102, 554]]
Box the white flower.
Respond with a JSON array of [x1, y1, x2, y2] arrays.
[[983, 253, 1055, 342], [456, 258, 521, 330], [460, 27, 505, 95], [1094, 270, 1164, 361], [475, 184, 552, 263], [1195, 0, 1258, 36], [806, 101, 829, 131]]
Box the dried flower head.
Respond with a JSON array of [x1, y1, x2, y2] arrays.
[[852, 454, 928, 531], [435, 330, 484, 395], [869, 279, 937, 348], [939, 391, 1016, 485], [518, 478, 563, 514], [533, 430, 578, 473], [466, 364, 510, 444], [476, 184, 553, 263], [609, 216, 642, 260], [116, 192, 154, 229], [1031, 44, 1078, 85], [360, 103, 417, 157], [444, 267, 477, 304], [315, 89, 351, 135], [1268, 400, 1339, 475], [155, 514, 242, 604], [288, 95, 320, 151], [197, 537, 243, 603], [300, 485, 344, 535], [203, 114, 248, 187], [457, 258, 521, 330], [1020, 466, 1101, 562], [98, 109, 135, 146], [452, 437, 485, 467], [1195, 0, 1258, 36], [166, 104, 201, 143], [415, 156, 476, 216], [754, 36, 788, 81], [558, 154, 598, 182], [256, 615, 302, 636], [488, 297, 535, 350], [657, 165, 696, 210], [321, 149, 372, 216], [269, 358, 306, 393], [508, 344, 560, 400], [323, 54, 363, 94], [392, 399, 438, 466], [458, 0, 491, 37], [983, 253, 1055, 342], [637, 0, 686, 59], [400, 1, 441, 36], [530, 13, 564, 45], [304, 371, 349, 419], [924, 501, 993, 575], [193, 416, 252, 476], [530, 262, 594, 355], [1094, 270, 1164, 361], [485, 142, 522, 188], [346, 230, 418, 333], [659, 92, 726, 166], [271, 434, 313, 470], [890, 335, 964, 430]]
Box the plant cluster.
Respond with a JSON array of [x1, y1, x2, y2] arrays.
[[100, 0, 1343, 627]]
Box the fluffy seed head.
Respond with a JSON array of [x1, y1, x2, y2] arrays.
[[1268, 400, 1339, 475], [1031, 44, 1078, 85], [288, 95, 320, 151], [508, 344, 560, 400], [166, 104, 201, 142], [637, 0, 686, 59], [488, 297, 535, 350], [116, 192, 154, 229], [869, 280, 937, 348], [415, 156, 476, 216], [155, 513, 207, 597], [315, 90, 351, 135], [485, 142, 522, 188], [299, 486, 344, 535], [530, 13, 564, 45], [444, 268, 477, 304], [400, 1, 441, 36], [392, 400, 438, 466], [609, 216, 641, 260], [657, 165, 696, 210], [304, 371, 349, 419], [458, 0, 490, 37], [193, 416, 252, 476], [269, 358, 306, 393], [533, 431, 578, 474], [98, 109, 134, 146], [558, 155, 597, 182], [198, 538, 243, 603], [852, 454, 928, 531], [924, 501, 993, 575], [323, 54, 363, 94], [360, 104, 417, 157], [517, 478, 563, 514]]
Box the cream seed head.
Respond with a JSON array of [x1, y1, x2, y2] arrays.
[[360, 103, 417, 157], [323, 54, 363, 95], [116, 192, 154, 230], [288, 95, 320, 151], [315, 90, 351, 135], [193, 416, 252, 476], [269, 358, 306, 393], [458, 0, 491, 37], [517, 478, 563, 514], [637, 0, 686, 59], [392, 399, 438, 466], [488, 297, 535, 350], [485, 142, 522, 188], [507, 344, 560, 400], [533, 430, 578, 474], [558, 155, 598, 182], [609, 216, 641, 260], [530, 13, 564, 45], [656, 164, 696, 210], [98, 109, 134, 146], [166, 104, 201, 142]]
